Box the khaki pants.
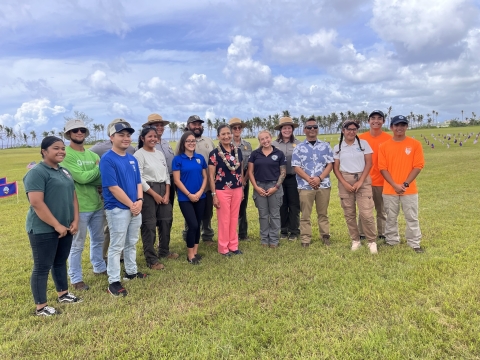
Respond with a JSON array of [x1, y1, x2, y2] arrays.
[[338, 173, 376, 243], [382, 194, 421, 248], [299, 188, 331, 244], [358, 186, 386, 237]]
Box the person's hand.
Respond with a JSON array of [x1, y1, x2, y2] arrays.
[[55, 224, 69, 238], [154, 193, 163, 205], [213, 195, 220, 209], [265, 187, 277, 196], [255, 186, 267, 197], [343, 182, 355, 192], [68, 221, 79, 236], [393, 183, 406, 195], [130, 201, 142, 216], [162, 192, 170, 204], [352, 181, 363, 192]]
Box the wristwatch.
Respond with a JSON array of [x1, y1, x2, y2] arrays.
[[403, 182, 409, 188], [136, 198, 144, 202], [212, 192, 216, 196]]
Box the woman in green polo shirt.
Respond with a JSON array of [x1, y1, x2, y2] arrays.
[[23, 136, 82, 316]]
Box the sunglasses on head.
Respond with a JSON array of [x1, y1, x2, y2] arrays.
[[71, 128, 87, 134], [305, 125, 318, 130]]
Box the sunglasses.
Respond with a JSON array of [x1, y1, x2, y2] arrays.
[[71, 128, 87, 134], [231, 126, 242, 130], [305, 125, 318, 130]]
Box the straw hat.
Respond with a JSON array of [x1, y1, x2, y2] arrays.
[[142, 113, 170, 127], [274, 117, 299, 130], [228, 117, 247, 128]]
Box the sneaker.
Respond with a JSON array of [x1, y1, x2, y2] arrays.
[[72, 281, 89, 291], [359, 235, 366, 240], [368, 242, 378, 254], [231, 250, 243, 255], [194, 254, 203, 260], [413, 247, 425, 253], [149, 263, 165, 270], [280, 234, 288, 240], [108, 282, 128, 297], [221, 252, 233, 257], [123, 272, 148, 281], [166, 252, 179, 259], [288, 235, 298, 241], [58, 292, 83, 303], [322, 236, 331, 246], [351, 241, 362, 251], [36, 306, 59, 316], [187, 256, 200, 265]]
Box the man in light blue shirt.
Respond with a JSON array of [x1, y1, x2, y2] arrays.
[[291, 117, 334, 247]]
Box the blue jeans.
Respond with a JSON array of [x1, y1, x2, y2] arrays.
[[29, 231, 72, 304], [105, 208, 142, 284], [68, 209, 106, 283]]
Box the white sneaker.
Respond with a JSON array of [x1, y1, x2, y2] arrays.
[[351, 241, 362, 251], [368, 242, 378, 254]]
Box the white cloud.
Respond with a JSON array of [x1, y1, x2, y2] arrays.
[[83, 70, 125, 97], [223, 36, 272, 90], [0, 98, 66, 130], [110, 102, 132, 117]]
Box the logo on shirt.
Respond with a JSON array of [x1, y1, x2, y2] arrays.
[[196, 158, 201, 164], [129, 160, 137, 171], [77, 159, 83, 166], [62, 169, 71, 178], [272, 155, 278, 161], [405, 147, 412, 155]]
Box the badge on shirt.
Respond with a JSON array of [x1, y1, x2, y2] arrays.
[[272, 155, 278, 161], [62, 169, 71, 178], [244, 145, 247, 150], [196, 158, 201, 164], [292, 144, 296, 148], [405, 147, 411, 155], [129, 160, 137, 171]]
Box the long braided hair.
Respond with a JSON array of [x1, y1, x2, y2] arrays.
[[335, 120, 364, 155]]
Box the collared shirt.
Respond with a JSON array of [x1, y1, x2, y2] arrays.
[[208, 145, 243, 190], [172, 152, 208, 202], [154, 139, 175, 174], [248, 146, 286, 182], [272, 138, 301, 175], [291, 139, 334, 190], [333, 139, 373, 173], [133, 148, 170, 193], [233, 138, 252, 172]]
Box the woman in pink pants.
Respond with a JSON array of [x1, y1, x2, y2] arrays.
[[208, 124, 244, 256]]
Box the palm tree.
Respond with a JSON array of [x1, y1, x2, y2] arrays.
[[0, 125, 4, 149], [23, 132, 29, 145], [99, 124, 105, 140], [386, 106, 393, 122], [206, 119, 213, 137], [42, 130, 49, 139], [282, 110, 291, 117], [30, 130, 37, 147]]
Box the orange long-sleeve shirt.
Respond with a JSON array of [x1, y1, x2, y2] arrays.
[[378, 137, 425, 195]]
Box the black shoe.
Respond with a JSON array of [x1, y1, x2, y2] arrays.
[[36, 306, 60, 316], [108, 282, 128, 297], [123, 272, 148, 281], [239, 237, 250, 241], [194, 254, 203, 260], [378, 235, 386, 240], [221, 252, 233, 257], [359, 235, 366, 240], [187, 256, 200, 265], [288, 235, 298, 241], [58, 292, 83, 303], [413, 247, 425, 253], [231, 250, 243, 255]]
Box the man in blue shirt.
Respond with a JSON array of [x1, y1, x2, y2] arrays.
[[292, 118, 334, 247], [100, 121, 147, 297]]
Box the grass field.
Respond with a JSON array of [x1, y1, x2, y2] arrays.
[[1, 127, 480, 359]]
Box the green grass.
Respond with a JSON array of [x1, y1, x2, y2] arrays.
[[1, 128, 480, 359]]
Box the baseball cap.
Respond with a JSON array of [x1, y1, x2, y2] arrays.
[[64, 119, 90, 140], [390, 115, 409, 126], [108, 122, 135, 136], [369, 110, 385, 119], [187, 115, 204, 124]]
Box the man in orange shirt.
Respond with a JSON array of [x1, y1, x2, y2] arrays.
[[378, 115, 425, 253], [358, 110, 392, 240]]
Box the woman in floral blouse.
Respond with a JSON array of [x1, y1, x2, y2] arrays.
[[208, 124, 244, 256]]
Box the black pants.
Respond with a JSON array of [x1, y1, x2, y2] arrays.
[[179, 198, 206, 248], [238, 181, 249, 239], [140, 182, 173, 265], [280, 175, 300, 236], [29, 231, 72, 304], [183, 190, 214, 241], [169, 174, 176, 206]]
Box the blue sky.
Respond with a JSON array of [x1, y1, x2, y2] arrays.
[[1, 0, 480, 138]]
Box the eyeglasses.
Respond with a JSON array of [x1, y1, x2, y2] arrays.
[[71, 128, 87, 134], [345, 128, 358, 132], [231, 126, 242, 130], [305, 125, 318, 130], [185, 140, 196, 144], [145, 125, 158, 130]]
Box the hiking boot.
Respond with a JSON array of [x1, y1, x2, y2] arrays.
[[288, 235, 298, 241], [351, 241, 362, 251], [108, 282, 128, 297], [72, 281, 89, 291], [123, 272, 148, 281], [368, 242, 378, 254], [58, 292, 83, 303], [36, 306, 59, 316], [149, 263, 165, 270], [413, 247, 425, 253], [166, 252, 179, 259], [280, 234, 288, 240], [322, 236, 331, 246], [359, 235, 366, 240]]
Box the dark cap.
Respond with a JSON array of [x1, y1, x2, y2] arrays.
[[390, 115, 409, 126], [109, 122, 135, 136], [369, 110, 385, 119], [187, 115, 204, 124]]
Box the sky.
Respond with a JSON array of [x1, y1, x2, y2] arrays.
[[1, 0, 480, 138]]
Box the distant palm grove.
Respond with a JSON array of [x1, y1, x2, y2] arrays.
[[1, 108, 479, 148]]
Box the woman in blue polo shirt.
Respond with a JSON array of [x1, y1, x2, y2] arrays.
[[248, 130, 287, 248], [23, 136, 82, 316], [172, 131, 208, 264]]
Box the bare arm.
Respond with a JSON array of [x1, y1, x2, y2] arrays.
[[69, 191, 80, 234], [28, 192, 69, 238], [209, 164, 217, 193]]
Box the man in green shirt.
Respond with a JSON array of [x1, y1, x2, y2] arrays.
[[61, 119, 107, 290]]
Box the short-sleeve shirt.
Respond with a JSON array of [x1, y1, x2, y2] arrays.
[[291, 140, 334, 190], [248, 146, 286, 182], [359, 131, 392, 186], [233, 138, 252, 172], [155, 140, 175, 174], [208, 145, 243, 190], [333, 139, 373, 173], [23, 162, 75, 234], [172, 152, 208, 202], [378, 137, 425, 195], [271, 138, 301, 175], [99, 150, 141, 210]]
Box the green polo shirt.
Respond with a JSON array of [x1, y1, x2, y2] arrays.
[[60, 147, 102, 212], [24, 162, 76, 234]]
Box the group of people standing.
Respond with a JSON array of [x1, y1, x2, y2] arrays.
[[23, 109, 425, 316]]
